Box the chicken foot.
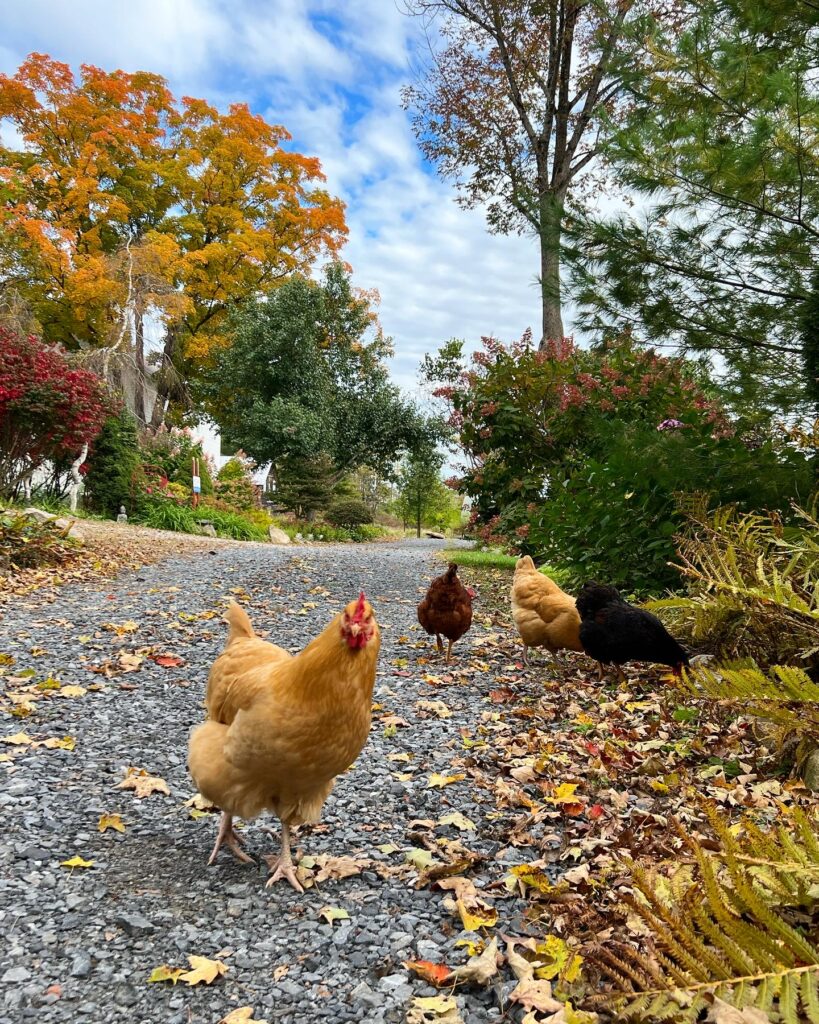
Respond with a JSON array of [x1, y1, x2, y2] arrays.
[[208, 811, 254, 866], [264, 821, 304, 893]]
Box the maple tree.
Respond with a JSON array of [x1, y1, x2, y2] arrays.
[[402, 0, 680, 347], [0, 329, 113, 497], [0, 54, 347, 423]]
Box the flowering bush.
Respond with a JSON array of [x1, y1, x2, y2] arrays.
[[138, 426, 214, 498], [425, 331, 729, 520], [425, 332, 811, 593], [0, 330, 114, 497]]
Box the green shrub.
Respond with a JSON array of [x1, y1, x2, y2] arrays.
[[527, 423, 813, 596], [83, 410, 144, 517], [215, 455, 258, 511], [325, 499, 373, 528]]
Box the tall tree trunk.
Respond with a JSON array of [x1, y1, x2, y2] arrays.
[[538, 189, 565, 349], [134, 296, 147, 426], [150, 327, 176, 428]]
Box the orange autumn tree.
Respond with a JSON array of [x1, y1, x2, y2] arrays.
[[0, 54, 347, 423]]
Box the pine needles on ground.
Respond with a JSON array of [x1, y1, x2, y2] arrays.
[[587, 804, 819, 1022]]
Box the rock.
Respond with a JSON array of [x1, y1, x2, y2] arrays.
[[197, 521, 217, 537], [424, 531, 445, 539], [114, 912, 155, 936], [800, 745, 819, 792], [1, 967, 30, 984], [70, 954, 92, 978], [351, 981, 380, 1008], [18, 507, 84, 541], [268, 527, 291, 545]]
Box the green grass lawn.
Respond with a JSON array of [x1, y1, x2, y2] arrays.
[[440, 547, 570, 585]]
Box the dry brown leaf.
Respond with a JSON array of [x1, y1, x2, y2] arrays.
[[706, 999, 772, 1024], [313, 855, 371, 883], [116, 767, 170, 798], [449, 937, 501, 985]]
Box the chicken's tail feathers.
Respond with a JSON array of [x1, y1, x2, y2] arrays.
[[224, 601, 255, 644], [446, 562, 459, 579]]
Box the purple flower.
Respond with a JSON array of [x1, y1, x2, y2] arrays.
[[657, 418, 685, 431]]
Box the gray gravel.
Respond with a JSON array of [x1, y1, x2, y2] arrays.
[[0, 539, 529, 1023]]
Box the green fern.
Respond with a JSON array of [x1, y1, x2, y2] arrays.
[[587, 805, 819, 1022], [647, 499, 819, 666], [680, 660, 819, 741]]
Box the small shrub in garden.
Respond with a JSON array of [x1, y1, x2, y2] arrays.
[[139, 427, 214, 497], [0, 511, 77, 571], [141, 501, 199, 534], [83, 410, 144, 517], [215, 455, 258, 511], [325, 499, 373, 528], [0, 329, 113, 498]]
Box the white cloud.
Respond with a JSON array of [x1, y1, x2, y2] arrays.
[[2, 0, 550, 393]]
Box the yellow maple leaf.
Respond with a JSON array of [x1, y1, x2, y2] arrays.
[[147, 965, 185, 985], [438, 811, 475, 831], [60, 855, 94, 869], [41, 736, 76, 750], [58, 685, 87, 699], [407, 995, 463, 1023], [548, 782, 579, 804], [103, 620, 139, 636], [179, 955, 227, 986], [456, 898, 498, 931], [427, 772, 466, 789], [98, 813, 126, 833]]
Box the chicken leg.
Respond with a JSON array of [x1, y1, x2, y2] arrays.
[[445, 639, 453, 665], [435, 634, 443, 655], [265, 821, 303, 892], [208, 811, 254, 866]]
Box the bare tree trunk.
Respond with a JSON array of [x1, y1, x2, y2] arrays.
[[68, 444, 88, 513], [538, 189, 565, 349], [134, 296, 147, 426]]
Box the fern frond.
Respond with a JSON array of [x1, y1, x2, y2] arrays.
[[588, 806, 819, 1021]]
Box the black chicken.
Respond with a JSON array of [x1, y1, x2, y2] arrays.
[[576, 582, 689, 681]]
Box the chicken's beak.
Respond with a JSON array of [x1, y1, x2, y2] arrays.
[[348, 623, 362, 639]]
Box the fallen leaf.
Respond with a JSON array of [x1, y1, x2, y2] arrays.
[[456, 898, 498, 931], [318, 906, 350, 925], [427, 773, 466, 789], [60, 856, 94, 869], [403, 960, 454, 987], [438, 811, 476, 832], [40, 736, 76, 751], [147, 965, 185, 985], [405, 848, 437, 871], [179, 955, 227, 986], [58, 685, 87, 698], [706, 998, 771, 1024], [406, 995, 464, 1024], [151, 654, 186, 668], [103, 620, 139, 635], [116, 767, 170, 798], [449, 937, 501, 985], [184, 792, 216, 810], [313, 855, 371, 882], [2, 732, 32, 746], [417, 700, 453, 719], [98, 813, 126, 833], [218, 1008, 270, 1024]]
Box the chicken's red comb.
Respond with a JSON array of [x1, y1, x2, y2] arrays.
[[352, 591, 367, 622]]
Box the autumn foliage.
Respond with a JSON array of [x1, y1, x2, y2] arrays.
[[0, 330, 113, 496], [0, 54, 347, 421]]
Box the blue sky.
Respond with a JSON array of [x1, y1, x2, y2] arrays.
[[1, 0, 543, 394]]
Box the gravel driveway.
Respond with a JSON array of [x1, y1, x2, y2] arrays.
[[0, 538, 525, 1024]]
